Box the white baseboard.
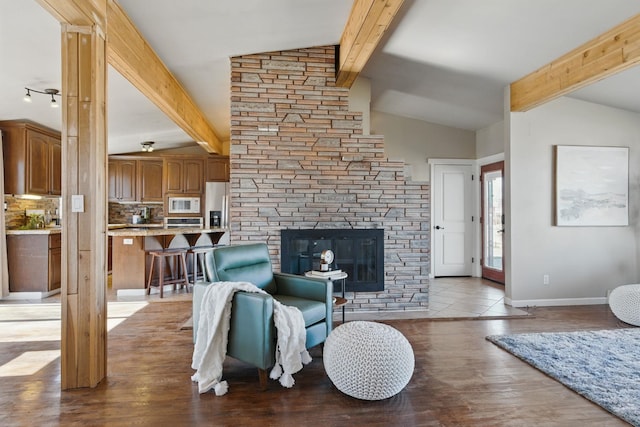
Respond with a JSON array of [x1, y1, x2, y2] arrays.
[[116, 289, 147, 296], [2, 289, 61, 300], [505, 296, 607, 307]]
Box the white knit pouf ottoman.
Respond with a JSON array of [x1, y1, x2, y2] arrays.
[[609, 284, 640, 326], [323, 321, 414, 400]]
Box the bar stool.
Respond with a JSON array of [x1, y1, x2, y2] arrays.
[[146, 249, 190, 298], [187, 245, 215, 284]]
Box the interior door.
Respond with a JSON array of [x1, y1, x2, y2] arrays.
[[432, 164, 473, 276], [480, 161, 505, 284]]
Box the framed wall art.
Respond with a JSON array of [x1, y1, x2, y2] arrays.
[[554, 145, 629, 227]]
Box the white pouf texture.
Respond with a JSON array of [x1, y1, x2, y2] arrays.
[[323, 321, 414, 400], [609, 284, 640, 326]]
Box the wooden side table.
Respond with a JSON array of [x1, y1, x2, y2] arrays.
[[305, 271, 348, 324]]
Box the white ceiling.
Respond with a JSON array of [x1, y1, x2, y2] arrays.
[[2, 0, 640, 153]]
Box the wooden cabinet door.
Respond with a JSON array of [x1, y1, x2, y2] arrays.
[[184, 159, 204, 193], [48, 234, 62, 291], [108, 160, 118, 201], [165, 159, 184, 193], [206, 156, 230, 182], [119, 160, 137, 201], [108, 159, 137, 201], [49, 139, 62, 195], [139, 160, 163, 202], [49, 248, 62, 291], [26, 130, 50, 195]]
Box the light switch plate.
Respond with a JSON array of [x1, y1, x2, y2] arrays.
[[71, 195, 84, 213]]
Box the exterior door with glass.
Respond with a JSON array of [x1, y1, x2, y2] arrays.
[[480, 161, 505, 284]]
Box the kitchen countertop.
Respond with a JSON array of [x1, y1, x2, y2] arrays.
[[6, 227, 61, 235], [7, 226, 227, 236], [108, 223, 165, 230], [107, 227, 228, 237]]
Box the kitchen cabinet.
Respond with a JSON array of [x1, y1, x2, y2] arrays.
[[138, 160, 163, 202], [109, 159, 137, 202], [48, 233, 62, 291], [50, 140, 62, 195], [0, 120, 62, 196], [7, 231, 61, 293], [165, 158, 204, 194], [206, 156, 230, 182]]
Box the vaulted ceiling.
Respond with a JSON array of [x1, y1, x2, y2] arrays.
[[2, 0, 640, 154]]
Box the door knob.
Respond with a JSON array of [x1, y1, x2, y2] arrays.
[[434, 225, 444, 230]]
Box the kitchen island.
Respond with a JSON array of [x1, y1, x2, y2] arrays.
[[108, 226, 227, 294], [6, 227, 62, 298]]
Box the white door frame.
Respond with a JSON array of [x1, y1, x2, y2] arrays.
[[428, 158, 475, 278], [429, 155, 505, 279]]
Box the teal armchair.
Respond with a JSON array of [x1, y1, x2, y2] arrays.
[[192, 243, 333, 388]]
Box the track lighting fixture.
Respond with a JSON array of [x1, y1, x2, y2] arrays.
[[141, 141, 155, 152], [23, 87, 61, 108]]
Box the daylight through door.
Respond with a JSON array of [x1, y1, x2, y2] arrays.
[[481, 161, 505, 284]]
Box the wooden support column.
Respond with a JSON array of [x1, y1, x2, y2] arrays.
[[60, 23, 108, 389]]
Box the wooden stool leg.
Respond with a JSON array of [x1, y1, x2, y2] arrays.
[[146, 254, 155, 295], [158, 255, 164, 298], [180, 253, 189, 292]]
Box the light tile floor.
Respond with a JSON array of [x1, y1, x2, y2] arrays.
[[341, 276, 530, 321]]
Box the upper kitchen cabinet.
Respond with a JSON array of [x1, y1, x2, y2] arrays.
[[108, 159, 137, 202], [0, 120, 62, 196], [138, 159, 163, 202], [206, 156, 230, 182], [165, 157, 204, 194]]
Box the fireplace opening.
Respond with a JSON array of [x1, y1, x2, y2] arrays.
[[280, 229, 384, 292]]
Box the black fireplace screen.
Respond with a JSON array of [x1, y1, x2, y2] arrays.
[[280, 229, 384, 292]]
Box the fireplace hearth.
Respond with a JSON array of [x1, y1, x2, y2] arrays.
[[280, 229, 384, 292]]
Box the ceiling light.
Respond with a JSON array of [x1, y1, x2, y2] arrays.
[[23, 87, 61, 107], [141, 141, 155, 152], [45, 89, 59, 108]]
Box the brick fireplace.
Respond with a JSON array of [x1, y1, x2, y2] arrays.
[[229, 46, 430, 313]]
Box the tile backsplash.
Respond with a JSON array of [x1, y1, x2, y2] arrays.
[[4, 195, 60, 229], [108, 202, 164, 224], [3, 196, 164, 228]]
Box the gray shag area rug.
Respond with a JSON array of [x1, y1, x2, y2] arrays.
[[487, 328, 640, 426]]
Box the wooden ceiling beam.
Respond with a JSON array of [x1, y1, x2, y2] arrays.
[[36, 0, 106, 28], [511, 13, 640, 112], [37, 0, 222, 154], [106, 1, 222, 153], [336, 0, 404, 88]]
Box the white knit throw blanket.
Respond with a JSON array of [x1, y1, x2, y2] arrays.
[[191, 281, 311, 395]]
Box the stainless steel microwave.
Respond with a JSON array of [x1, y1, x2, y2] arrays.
[[167, 196, 200, 214]]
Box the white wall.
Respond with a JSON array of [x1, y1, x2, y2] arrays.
[[476, 121, 505, 159], [507, 96, 640, 306], [371, 111, 475, 181], [348, 77, 371, 136]]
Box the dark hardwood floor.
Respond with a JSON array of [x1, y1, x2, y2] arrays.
[[0, 299, 632, 426]]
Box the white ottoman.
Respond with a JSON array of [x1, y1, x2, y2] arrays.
[[609, 284, 640, 326], [323, 321, 414, 400]]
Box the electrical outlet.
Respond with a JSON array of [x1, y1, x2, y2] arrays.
[[543, 274, 550, 285]]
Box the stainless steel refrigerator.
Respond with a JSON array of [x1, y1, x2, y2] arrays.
[[205, 182, 230, 244]]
